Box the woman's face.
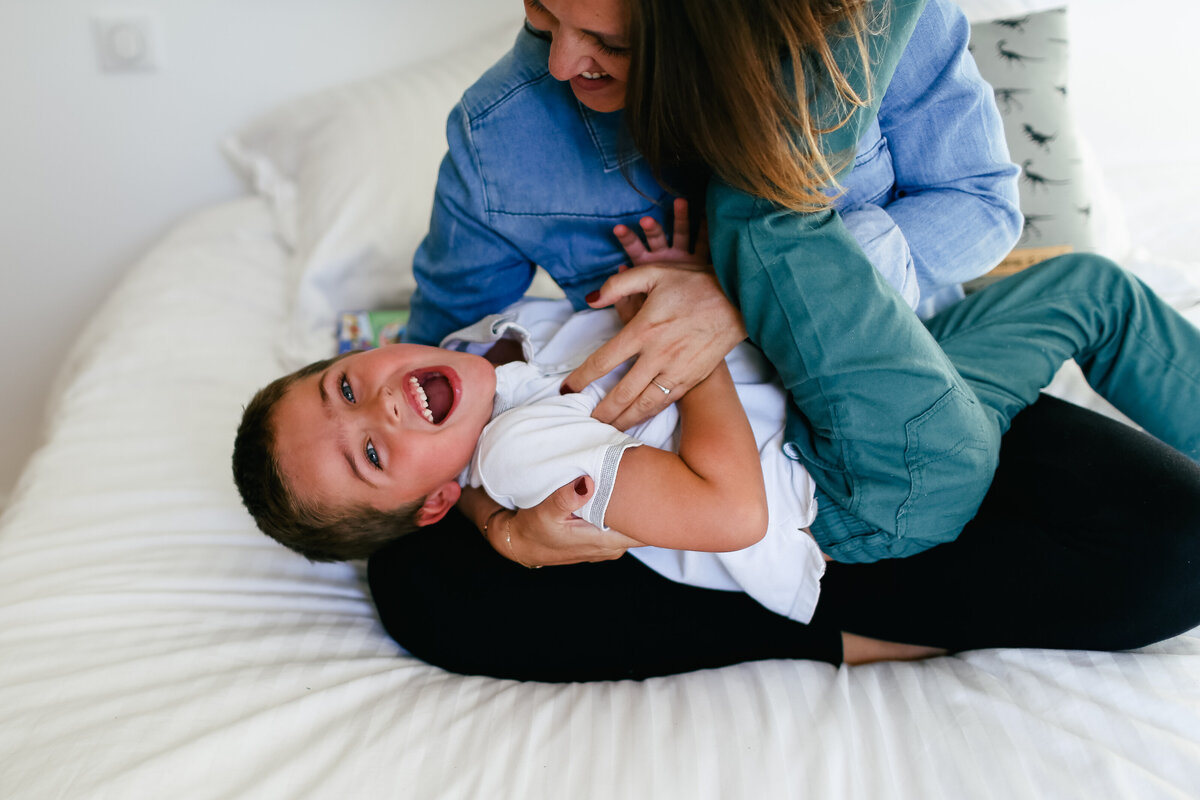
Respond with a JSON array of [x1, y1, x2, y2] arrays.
[[523, 0, 631, 113]]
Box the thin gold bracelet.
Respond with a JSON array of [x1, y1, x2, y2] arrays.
[[490, 509, 541, 570], [481, 507, 506, 541]]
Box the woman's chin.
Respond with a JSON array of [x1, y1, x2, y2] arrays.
[[569, 79, 624, 113]]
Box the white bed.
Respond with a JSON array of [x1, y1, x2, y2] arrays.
[[3, 4, 1200, 799]]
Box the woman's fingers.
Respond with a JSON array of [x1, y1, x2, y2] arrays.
[[569, 264, 746, 427], [589, 348, 676, 428], [563, 324, 643, 399], [581, 263, 657, 310], [604, 368, 686, 432], [509, 477, 640, 566]]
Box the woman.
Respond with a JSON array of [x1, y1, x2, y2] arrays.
[[369, 0, 1200, 679]]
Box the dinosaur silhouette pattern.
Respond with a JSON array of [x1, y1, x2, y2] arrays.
[[970, 8, 1095, 254], [996, 40, 1044, 66], [994, 88, 1031, 113], [994, 16, 1030, 32], [1020, 214, 1054, 241], [1022, 124, 1057, 151], [1021, 160, 1069, 191]]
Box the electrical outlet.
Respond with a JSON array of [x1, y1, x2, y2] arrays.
[[92, 15, 161, 73]]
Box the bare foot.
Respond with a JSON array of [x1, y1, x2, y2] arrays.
[[841, 632, 947, 665]]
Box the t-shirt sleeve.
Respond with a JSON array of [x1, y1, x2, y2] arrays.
[[468, 393, 642, 529]]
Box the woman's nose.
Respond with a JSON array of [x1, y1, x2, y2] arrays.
[[546, 31, 589, 81]]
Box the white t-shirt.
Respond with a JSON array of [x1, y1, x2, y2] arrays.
[[445, 299, 826, 624]]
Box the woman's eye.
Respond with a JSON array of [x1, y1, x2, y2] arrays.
[[365, 441, 381, 470], [597, 41, 629, 57], [340, 375, 356, 403], [524, 0, 551, 25]]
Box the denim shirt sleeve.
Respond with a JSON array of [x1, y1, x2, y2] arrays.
[[841, 203, 919, 310], [865, 0, 1022, 310], [405, 102, 537, 346]]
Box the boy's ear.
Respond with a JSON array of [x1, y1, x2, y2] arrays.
[[415, 481, 462, 527]]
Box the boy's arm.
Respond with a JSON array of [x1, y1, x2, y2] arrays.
[[601, 360, 768, 552], [594, 197, 766, 552]]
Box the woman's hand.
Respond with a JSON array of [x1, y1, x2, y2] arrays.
[[490, 477, 643, 567], [563, 199, 746, 430]]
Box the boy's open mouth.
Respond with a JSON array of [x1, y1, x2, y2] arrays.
[[407, 369, 455, 425]]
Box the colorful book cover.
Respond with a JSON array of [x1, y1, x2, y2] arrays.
[[337, 310, 409, 353]]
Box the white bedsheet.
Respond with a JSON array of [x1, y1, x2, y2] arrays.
[[1, 198, 1199, 799]]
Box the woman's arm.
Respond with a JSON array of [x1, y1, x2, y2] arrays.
[[707, 186, 999, 563], [405, 102, 537, 346], [852, 0, 1021, 303]]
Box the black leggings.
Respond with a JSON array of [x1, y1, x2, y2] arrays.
[[368, 396, 1200, 682]]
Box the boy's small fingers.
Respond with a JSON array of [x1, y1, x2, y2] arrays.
[[694, 220, 710, 259], [673, 197, 689, 244], [614, 225, 648, 260], [640, 217, 668, 251]]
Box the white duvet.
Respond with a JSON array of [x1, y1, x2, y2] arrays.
[[1, 198, 1199, 800]]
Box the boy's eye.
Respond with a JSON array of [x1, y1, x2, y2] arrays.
[[365, 441, 381, 470], [340, 375, 356, 403]]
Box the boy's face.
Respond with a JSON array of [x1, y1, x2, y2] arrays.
[[271, 344, 497, 525]]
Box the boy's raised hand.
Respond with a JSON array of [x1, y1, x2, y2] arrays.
[[612, 196, 710, 268]]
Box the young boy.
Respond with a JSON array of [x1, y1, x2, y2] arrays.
[[233, 217, 1200, 626]]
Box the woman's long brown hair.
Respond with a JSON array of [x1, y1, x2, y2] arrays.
[[625, 0, 879, 211]]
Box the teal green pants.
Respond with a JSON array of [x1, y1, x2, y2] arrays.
[[712, 248, 1200, 563], [926, 254, 1200, 459]]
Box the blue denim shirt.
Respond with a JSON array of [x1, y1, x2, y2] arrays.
[[406, 0, 1020, 346]]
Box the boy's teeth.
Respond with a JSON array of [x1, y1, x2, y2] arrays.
[[409, 375, 433, 418], [581, 71, 607, 79]]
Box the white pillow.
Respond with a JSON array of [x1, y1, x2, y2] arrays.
[[225, 17, 524, 367]]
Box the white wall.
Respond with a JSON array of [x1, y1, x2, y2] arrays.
[[0, 0, 516, 506], [1068, 0, 1200, 261]]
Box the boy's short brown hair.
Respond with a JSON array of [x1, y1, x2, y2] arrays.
[[232, 355, 422, 562]]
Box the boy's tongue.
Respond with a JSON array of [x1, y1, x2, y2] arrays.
[[422, 374, 453, 424]]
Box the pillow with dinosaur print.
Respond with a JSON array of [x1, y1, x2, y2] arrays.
[[968, 6, 1128, 282]]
